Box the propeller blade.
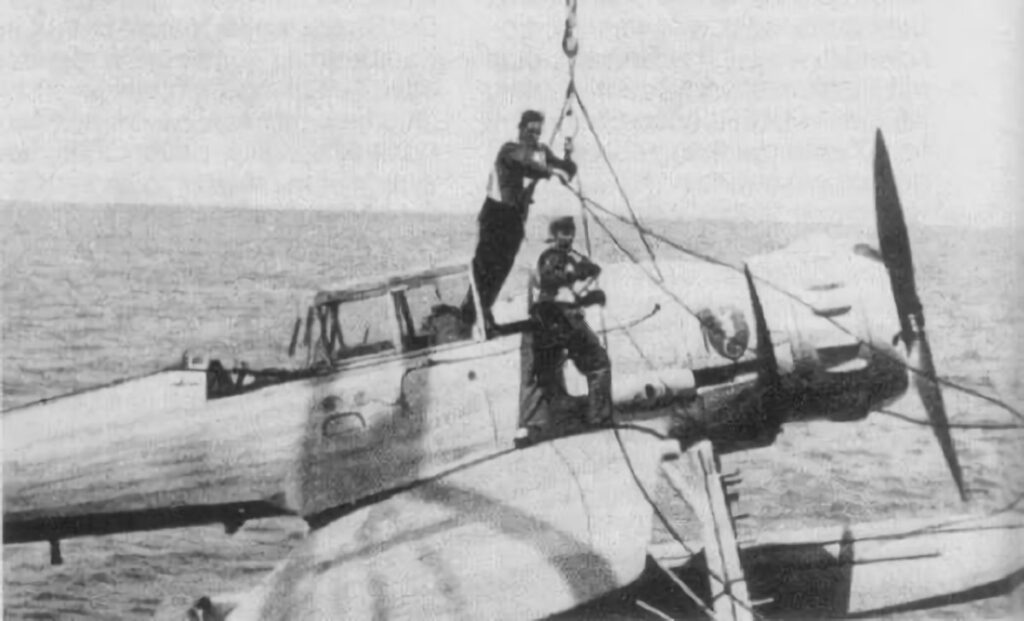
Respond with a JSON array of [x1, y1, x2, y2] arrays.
[[874, 128, 967, 502], [874, 129, 923, 341], [910, 334, 968, 501]]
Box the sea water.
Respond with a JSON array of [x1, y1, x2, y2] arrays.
[[2, 203, 1021, 619]]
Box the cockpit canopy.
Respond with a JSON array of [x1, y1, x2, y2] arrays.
[[304, 262, 486, 367]]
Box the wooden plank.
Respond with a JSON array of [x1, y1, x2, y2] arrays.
[[694, 442, 752, 621], [661, 441, 752, 621]]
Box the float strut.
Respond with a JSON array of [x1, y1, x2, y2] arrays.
[[49, 539, 63, 565]]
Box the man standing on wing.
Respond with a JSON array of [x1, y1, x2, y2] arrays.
[[465, 110, 577, 330]]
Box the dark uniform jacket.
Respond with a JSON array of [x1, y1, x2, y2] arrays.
[[536, 246, 602, 308], [486, 143, 577, 215]]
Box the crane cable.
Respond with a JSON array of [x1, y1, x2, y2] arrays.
[[575, 182, 1024, 426], [556, 0, 662, 281], [549, 2, 1024, 428], [553, 18, 1023, 610], [549, 2, 1022, 615], [555, 4, 760, 618], [559, 176, 1024, 428]]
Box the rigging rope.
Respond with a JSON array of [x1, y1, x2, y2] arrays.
[[611, 426, 768, 620], [876, 409, 1024, 431], [557, 178, 1024, 426], [555, 0, 662, 285], [556, 175, 766, 367], [551, 0, 1024, 433], [543, 3, 1022, 614], [545, 3, 1024, 429], [556, 12, 763, 616], [555, 0, 613, 347], [549, 6, 1024, 423], [571, 87, 664, 281]]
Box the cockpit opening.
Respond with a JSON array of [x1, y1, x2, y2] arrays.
[[196, 262, 497, 400]]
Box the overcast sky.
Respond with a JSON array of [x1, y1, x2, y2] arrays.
[[3, 0, 1020, 228]]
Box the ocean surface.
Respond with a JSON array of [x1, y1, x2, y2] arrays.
[[2, 203, 1022, 619]]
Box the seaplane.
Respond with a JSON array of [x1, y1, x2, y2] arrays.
[[4, 129, 1023, 620]]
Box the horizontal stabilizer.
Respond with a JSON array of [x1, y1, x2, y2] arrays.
[[4, 370, 307, 544]]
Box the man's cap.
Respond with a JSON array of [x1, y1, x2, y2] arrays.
[[546, 216, 576, 241], [519, 109, 545, 128]]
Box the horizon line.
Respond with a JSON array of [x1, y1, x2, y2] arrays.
[[1, 198, 1013, 233]]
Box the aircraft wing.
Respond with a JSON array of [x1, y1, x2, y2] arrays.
[[184, 425, 676, 621]]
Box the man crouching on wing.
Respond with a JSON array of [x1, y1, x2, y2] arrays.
[[528, 216, 612, 435]]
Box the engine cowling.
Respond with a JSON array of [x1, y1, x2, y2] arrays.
[[745, 234, 909, 425], [554, 233, 908, 453]]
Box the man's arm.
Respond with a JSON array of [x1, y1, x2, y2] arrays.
[[499, 142, 552, 180], [571, 253, 601, 280], [542, 145, 577, 180], [537, 248, 574, 291], [569, 254, 605, 307]]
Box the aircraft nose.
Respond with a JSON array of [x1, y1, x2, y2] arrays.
[[744, 234, 910, 423]]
